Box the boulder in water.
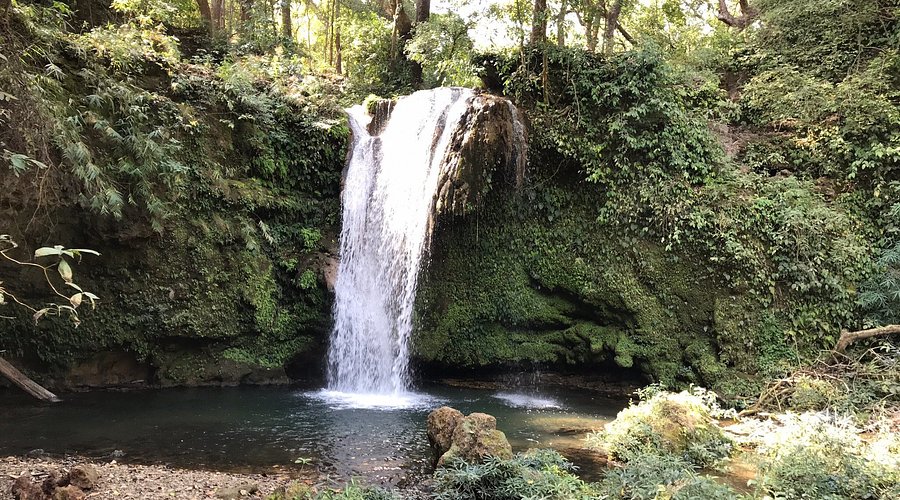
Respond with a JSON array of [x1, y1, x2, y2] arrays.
[[427, 408, 513, 466], [427, 406, 465, 460]]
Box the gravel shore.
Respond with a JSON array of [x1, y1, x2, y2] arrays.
[[1, 456, 307, 499]]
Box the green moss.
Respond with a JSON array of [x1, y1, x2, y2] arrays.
[[416, 181, 739, 387]]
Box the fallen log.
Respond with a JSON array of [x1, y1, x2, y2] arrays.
[[834, 325, 900, 353], [0, 356, 60, 402]]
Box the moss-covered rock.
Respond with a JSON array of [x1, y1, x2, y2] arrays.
[[415, 177, 742, 388]]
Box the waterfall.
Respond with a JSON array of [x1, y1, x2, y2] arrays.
[[326, 88, 476, 395]]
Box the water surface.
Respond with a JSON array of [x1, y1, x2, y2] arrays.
[[0, 384, 623, 481]]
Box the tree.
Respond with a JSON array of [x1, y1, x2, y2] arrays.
[[196, 0, 214, 33], [602, 0, 623, 54], [531, 0, 548, 45], [282, 0, 293, 45], [415, 0, 430, 23], [556, 0, 568, 46], [572, 0, 635, 53], [716, 0, 757, 30]]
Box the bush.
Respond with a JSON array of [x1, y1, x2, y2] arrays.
[[586, 388, 734, 467], [754, 413, 900, 500], [267, 481, 400, 500], [432, 449, 599, 500], [599, 452, 743, 500]]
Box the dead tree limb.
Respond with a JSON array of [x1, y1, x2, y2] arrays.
[[0, 356, 60, 402], [834, 325, 900, 353]]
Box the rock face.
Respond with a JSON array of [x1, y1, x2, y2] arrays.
[[362, 92, 527, 218], [435, 93, 527, 216], [426, 407, 513, 466]]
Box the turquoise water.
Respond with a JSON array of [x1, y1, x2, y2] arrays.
[[0, 383, 624, 481]]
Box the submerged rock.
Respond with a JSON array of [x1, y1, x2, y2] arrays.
[[426, 407, 513, 466]]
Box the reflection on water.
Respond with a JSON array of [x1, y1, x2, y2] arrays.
[[0, 383, 623, 480]]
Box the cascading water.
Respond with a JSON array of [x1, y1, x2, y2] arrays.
[[325, 88, 477, 398]]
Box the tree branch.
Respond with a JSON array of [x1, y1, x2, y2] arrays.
[[716, 0, 757, 30], [834, 325, 900, 353]]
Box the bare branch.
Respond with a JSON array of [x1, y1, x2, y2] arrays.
[[834, 325, 900, 353]]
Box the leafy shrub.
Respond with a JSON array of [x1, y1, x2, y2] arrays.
[[267, 480, 400, 500], [754, 413, 900, 500], [860, 203, 900, 326], [432, 449, 599, 500], [599, 452, 743, 500], [586, 388, 734, 467]]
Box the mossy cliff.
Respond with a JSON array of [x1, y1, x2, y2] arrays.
[[415, 175, 738, 388], [0, 6, 347, 387], [413, 49, 876, 397]]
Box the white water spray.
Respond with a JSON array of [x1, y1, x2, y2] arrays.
[[326, 88, 476, 396]]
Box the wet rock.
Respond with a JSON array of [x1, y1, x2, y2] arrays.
[[429, 409, 513, 466], [426, 406, 464, 461], [68, 465, 98, 490], [434, 93, 527, 216], [11, 476, 46, 500], [51, 486, 85, 500]]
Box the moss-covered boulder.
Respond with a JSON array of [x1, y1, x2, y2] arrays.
[[433, 410, 514, 466], [427, 406, 465, 463]]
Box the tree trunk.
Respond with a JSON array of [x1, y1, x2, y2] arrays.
[[211, 0, 225, 31], [196, 0, 213, 33], [530, 0, 547, 45], [281, 0, 292, 43], [391, 3, 412, 59], [415, 0, 430, 24], [602, 0, 622, 54], [585, 13, 600, 52], [556, 0, 567, 46], [333, 0, 341, 73], [240, 0, 252, 22], [0, 357, 60, 403], [716, 0, 757, 30], [335, 26, 342, 74]]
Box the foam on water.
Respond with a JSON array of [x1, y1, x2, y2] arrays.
[[308, 390, 440, 411], [493, 392, 564, 409]]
